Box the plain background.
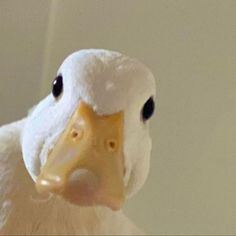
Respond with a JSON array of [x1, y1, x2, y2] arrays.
[[1, 0, 236, 235]]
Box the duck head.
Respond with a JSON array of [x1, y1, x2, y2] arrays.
[[21, 49, 156, 211]]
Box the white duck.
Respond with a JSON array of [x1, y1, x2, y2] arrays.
[[0, 49, 156, 235]]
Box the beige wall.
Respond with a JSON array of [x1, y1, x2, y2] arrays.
[[1, 0, 236, 235], [0, 0, 51, 124]]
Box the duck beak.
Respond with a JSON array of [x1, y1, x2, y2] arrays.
[[35, 101, 125, 211]]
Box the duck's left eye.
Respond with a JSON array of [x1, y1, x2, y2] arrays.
[[142, 97, 155, 122], [52, 75, 63, 98]]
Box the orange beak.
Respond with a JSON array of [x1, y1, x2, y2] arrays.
[[36, 101, 125, 211]]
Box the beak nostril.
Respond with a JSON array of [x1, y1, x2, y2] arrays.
[[71, 129, 83, 141], [110, 141, 115, 148], [106, 139, 117, 152], [72, 131, 78, 138]]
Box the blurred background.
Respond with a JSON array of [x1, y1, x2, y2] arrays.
[[1, 0, 236, 235]]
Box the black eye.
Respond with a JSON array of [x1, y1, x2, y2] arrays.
[[142, 97, 155, 122], [52, 75, 63, 98]]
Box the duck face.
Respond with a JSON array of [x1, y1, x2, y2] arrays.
[[21, 49, 156, 211]]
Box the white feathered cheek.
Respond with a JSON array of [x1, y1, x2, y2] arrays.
[[123, 97, 155, 198], [22, 74, 76, 182], [21, 97, 73, 182]]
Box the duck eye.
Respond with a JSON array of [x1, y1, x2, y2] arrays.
[[142, 97, 155, 122], [52, 75, 63, 98]]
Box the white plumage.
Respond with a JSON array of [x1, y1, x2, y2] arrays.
[[0, 49, 156, 235]]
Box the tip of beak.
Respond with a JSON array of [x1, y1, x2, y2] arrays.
[[36, 176, 66, 194]]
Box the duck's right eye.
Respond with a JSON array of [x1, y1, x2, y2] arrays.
[[52, 75, 63, 99], [141, 97, 155, 122]]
